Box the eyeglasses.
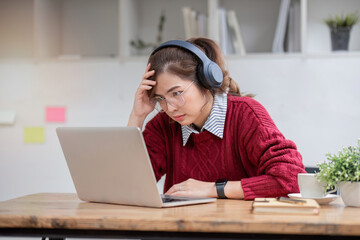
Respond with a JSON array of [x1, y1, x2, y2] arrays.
[[152, 81, 195, 112]]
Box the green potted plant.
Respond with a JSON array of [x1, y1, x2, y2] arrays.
[[316, 139, 360, 207], [323, 11, 359, 51], [130, 11, 166, 55]]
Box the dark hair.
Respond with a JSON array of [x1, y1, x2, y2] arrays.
[[147, 37, 244, 97]]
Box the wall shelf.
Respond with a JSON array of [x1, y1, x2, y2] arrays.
[[0, 0, 359, 61]]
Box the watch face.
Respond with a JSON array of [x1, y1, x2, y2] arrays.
[[216, 178, 228, 184]]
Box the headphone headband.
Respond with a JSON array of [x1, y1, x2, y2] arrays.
[[151, 40, 210, 64], [150, 40, 223, 89]]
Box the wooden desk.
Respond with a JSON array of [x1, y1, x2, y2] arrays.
[[0, 193, 359, 240]]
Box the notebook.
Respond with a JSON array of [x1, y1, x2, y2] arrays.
[[252, 197, 320, 215], [56, 127, 216, 208]]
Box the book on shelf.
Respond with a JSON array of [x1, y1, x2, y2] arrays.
[[219, 8, 234, 55], [208, 0, 220, 43], [182, 7, 191, 39], [182, 5, 246, 56], [197, 12, 207, 38], [216, 8, 246, 55], [182, 7, 207, 40], [272, 0, 291, 53], [252, 198, 320, 215], [285, 1, 301, 52], [226, 10, 246, 56]]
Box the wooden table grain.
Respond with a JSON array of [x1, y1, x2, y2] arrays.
[[0, 193, 359, 239]]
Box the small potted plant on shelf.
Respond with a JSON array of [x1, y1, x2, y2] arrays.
[[323, 11, 359, 51], [130, 11, 166, 55], [316, 139, 360, 207]]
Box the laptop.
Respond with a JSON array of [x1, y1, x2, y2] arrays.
[[56, 127, 216, 208]]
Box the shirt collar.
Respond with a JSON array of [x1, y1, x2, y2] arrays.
[[181, 92, 227, 146]]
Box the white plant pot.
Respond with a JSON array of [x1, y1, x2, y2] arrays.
[[339, 181, 360, 207]]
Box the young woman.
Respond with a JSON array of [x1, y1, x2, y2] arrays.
[[128, 37, 305, 200]]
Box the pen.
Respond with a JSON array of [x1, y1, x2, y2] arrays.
[[276, 197, 306, 205]]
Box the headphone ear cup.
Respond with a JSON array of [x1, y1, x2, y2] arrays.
[[202, 62, 223, 89], [207, 62, 223, 89], [197, 64, 211, 89]]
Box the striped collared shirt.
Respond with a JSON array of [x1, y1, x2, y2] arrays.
[[181, 92, 227, 146]]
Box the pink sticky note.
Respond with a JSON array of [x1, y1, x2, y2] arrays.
[[46, 107, 66, 123]]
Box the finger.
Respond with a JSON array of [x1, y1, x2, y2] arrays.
[[138, 85, 153, 91], [165, 187, 175, 195], [138, 81, 156, 92], [141, 79, 156, 86], [145, 63, 151, 73], [143, 70, 155, 80], [166, 184, 182, 195]]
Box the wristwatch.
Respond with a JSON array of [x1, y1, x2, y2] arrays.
[[215, 178, 228, 199]]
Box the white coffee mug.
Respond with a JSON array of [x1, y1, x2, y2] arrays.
[[297, 173, 336, 198]]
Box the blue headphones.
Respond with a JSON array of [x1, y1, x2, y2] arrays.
[[150, 40, 223, 89]]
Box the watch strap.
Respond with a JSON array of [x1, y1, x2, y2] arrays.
[[216, 178, 228, 199]]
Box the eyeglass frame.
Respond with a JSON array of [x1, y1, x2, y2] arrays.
[[151, 81, 195, 112]]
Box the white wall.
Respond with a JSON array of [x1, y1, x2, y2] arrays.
[[1, 56, 360, 202], [227, 56, 360, 166]]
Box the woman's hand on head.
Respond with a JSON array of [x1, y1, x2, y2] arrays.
[[165, 178, 217, 198], [133, 63, 156, 116], [128, 64, 156, 128]]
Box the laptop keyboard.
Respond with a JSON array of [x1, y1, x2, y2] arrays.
[[161, 195, 193, 203]]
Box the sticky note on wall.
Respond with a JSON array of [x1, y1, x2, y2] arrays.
[[0, 110, 16, 125], [24, 127, 45, 144], [46, 107, 66, 123]]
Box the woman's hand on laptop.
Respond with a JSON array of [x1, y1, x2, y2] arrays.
[[165, 178, 217, 198], [165, 179, 245, 199]]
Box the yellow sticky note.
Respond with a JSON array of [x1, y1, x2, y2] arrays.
[[24, 127, 45, 144]]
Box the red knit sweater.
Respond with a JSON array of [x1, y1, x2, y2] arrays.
[[143, 95, 305, 200]]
